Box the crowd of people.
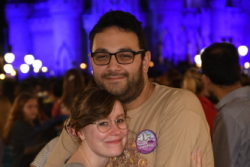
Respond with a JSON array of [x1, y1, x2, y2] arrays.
[[0, 10, 250, 167]]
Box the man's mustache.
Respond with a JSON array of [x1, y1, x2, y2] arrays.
[[102, 72, 128, 78]]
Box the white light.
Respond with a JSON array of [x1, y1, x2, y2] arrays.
[[244, 62, 250, 69], [238, 45, 248, 56], [10, 70, 16, 76], [20, 64, 30, 73], [41, 67, 48, 73], [0, 74, 5, 80], [24, 54, 35, 65], [3, 64, 14, 73], [194, 54, 202, 67], [32, 59, 42, 69], [4, 53, 15, 63], [34, 68, 39, 73]]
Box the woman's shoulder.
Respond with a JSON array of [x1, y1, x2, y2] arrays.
[[63, 163, 85, 167]]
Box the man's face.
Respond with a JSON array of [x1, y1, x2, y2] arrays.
[[202, 74, 219, 104], [90, 27, 147, 103]]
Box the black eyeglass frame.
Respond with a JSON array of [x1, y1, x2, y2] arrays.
[[90, 49, 145, 65]]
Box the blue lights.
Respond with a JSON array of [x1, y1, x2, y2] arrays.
[[4, 0, 250, 79]]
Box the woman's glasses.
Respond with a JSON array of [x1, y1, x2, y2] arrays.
[[90, 115, 131, 133]]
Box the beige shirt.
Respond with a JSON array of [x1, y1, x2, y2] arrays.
[[44, 83, 214, 167]]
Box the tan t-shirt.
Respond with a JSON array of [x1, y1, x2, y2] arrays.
[[44, 83, 214, 167]]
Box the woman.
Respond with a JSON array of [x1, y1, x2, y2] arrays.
[[63, 86, 129, 167], [182, 67, 217, 136], [31, 85, 202, 167], [3, 93, 57, 167]]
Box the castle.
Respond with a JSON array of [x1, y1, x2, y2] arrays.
[[5, 0, 250, 77]]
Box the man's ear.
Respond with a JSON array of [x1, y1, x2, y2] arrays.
[[202, 74, 211, 85], [142, 51, 151, 73]]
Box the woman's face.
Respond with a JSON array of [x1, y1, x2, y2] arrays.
[[23, 99, 38, 121], [79, 100, 128, 159]]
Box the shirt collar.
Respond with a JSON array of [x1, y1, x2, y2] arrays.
[[216, 86, 250, 110]]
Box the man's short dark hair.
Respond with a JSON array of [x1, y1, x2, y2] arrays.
[[89, 10, 148, 54], [201, 42, 241, 85]]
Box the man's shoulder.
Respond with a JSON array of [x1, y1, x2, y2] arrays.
[[154, 83, 198, 102], [150, 83, 202, 114]]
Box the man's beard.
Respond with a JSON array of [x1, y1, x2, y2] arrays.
[[206, 90, 219, 104], [94, 64, 145, 104]]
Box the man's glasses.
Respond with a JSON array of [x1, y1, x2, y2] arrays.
[[91, 49, 145, 65], [90, 115, 131, 133]]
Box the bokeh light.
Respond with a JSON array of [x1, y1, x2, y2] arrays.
[[24, 54, 35, 65], [41, 67, 48, 73], [4, 53, 15, 63], [149, 61, 154, 67], [20, 64, 30, 73], [0, 74, 5, 80], [32, 60, 43, 69], [238, 45, 248, 56], [80, 63, 87, 69], [4, 64, 14, 73]]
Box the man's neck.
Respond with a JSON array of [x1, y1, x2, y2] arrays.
[[125, 80, 155, 111], [215, 82, 242, 101]]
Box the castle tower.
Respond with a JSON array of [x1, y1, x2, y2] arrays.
[[48, 0, 83, 75]]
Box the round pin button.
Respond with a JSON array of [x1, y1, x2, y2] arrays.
[[136, 129, 157, 154]]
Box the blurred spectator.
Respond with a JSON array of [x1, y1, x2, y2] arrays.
[[156, 69, 183, 88], [240, 73, 250, 86], [201, 42, 250, 167], [14, 81, 36, 97], [182, 67, 217, 136], [60, 69, 86, 115], [46, 78, 63, 118], [2, 93, 57, 167], [0, 95, 11, 166], [0, 78, 17, 103]]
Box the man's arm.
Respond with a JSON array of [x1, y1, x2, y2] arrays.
[[155, 90, 214, 167], [44, 128, 79, 167]]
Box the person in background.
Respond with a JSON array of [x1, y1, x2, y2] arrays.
[[3, 93, 57, 167], [49, 79, 63, 118], [156, 69, 183, 88], [59, 69, 86, 116], [201, 42, 250, 167], [44, 10, 213, 167], [182, 67, 217, 136], [0, 95, 12, 166]]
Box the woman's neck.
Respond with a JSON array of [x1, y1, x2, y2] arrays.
[[67, 143, 109, 167]]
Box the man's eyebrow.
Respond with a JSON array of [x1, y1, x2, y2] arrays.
[[93, 47, 133, 53], [93, 48, 108, 52], [119, 48, 133, 51]]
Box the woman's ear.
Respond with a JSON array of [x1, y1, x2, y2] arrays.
[[77, 130, 85, 141], [66, 127, 78, 138]]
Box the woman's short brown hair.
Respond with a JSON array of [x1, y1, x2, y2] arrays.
[[67, 85, 127, 138]]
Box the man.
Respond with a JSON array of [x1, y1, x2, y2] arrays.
[[44, 10, 213, 167], [201, 42, 250, 167]]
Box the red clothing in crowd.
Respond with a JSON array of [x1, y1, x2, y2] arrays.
[[197, 95, 218, 136]]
